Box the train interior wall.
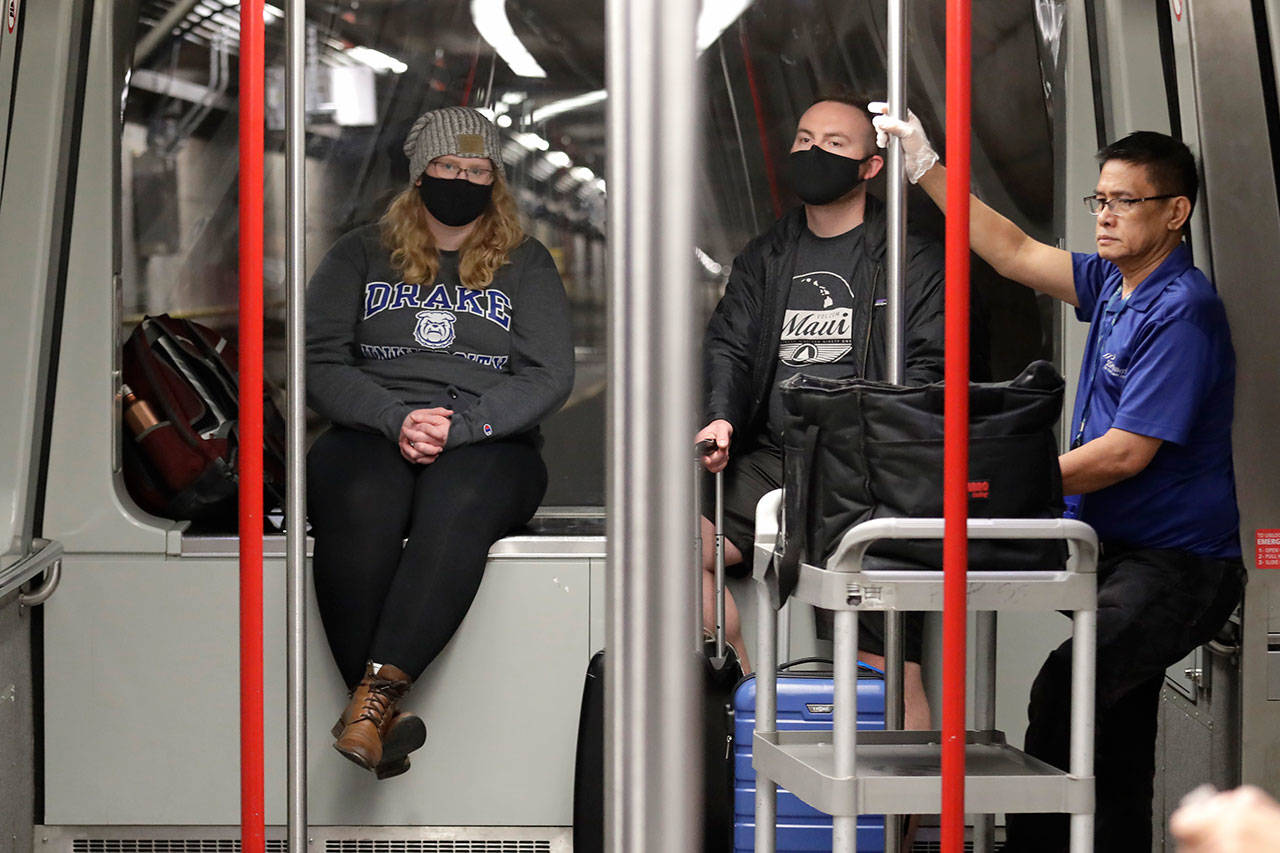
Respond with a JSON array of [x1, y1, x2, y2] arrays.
[[0, 0, 1278, 850]]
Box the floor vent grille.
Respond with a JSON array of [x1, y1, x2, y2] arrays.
[[73, 842, 289, 853], [326, 844, 549, 853]]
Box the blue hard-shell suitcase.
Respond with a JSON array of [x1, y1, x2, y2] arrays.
[[732, 659, 886, 852]]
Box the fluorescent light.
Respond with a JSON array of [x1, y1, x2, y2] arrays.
[[501, 91, 528, 105], [496, 114, 513, 128], [696, 0, 753, 53], [530, 89, 607, 124], [475, 107, 497, 121], [511, 132, 550, 151], [471, 0, 547, 78], [569, 166, 595, 182], [545, 151, 572, 169], [263, 4, 284, 23], [345, 46, 408, 74]]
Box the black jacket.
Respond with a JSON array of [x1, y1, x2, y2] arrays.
[[703, 194, 946, 441]]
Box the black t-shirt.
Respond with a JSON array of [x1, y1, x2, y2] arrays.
[[765, 224, 866, 442]]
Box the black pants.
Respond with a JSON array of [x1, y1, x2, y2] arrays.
[[307, 426, 547, 688], [1004, 545, 1244, 853]]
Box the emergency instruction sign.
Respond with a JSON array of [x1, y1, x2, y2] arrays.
[[6, 0, 17, 34], [1257, 529, 1280, 569]]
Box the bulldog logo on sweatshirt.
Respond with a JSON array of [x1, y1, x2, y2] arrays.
[[413, 309, 457, 349]]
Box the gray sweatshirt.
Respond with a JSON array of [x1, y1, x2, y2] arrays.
[[306, 225, 574, 448]]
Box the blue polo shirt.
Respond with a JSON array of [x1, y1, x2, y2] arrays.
[[1068, 244, 1240, 558]]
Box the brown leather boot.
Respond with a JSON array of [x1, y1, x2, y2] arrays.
[[333, 662, 424, 773], [329, 711, 426, 779]]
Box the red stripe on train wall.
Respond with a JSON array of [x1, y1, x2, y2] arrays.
[[1257, 529, 1280, 568], [238, 1, 266, 852], [942, 1, 972, 851]]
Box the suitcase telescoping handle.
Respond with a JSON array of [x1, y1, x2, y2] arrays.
[[695, 438, 727, 662]]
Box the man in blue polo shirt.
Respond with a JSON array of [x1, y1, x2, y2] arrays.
[[872, 111, 1245, 851]]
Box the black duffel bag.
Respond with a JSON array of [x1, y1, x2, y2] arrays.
[[773, 360, 1067, 604]]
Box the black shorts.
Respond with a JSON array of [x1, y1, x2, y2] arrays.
[[700, 438, 925, 663], [700, 442, 784, 578]]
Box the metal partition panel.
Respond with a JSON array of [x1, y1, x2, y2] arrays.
[[0, 0, 20, 196], [0, 0, 92, 563], [1185, 0, 1280, 792], [43, 551, 594, 825], [42, 0, 175, 555]]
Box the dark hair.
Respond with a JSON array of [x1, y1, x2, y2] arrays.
[[1097, 131, 1198, 211], [807, 85, 882, 149]]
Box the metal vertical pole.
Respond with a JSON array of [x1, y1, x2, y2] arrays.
[[754, 579, 778, 853], [1069, 607, 1097, 852], [285, 0, 308, 851], [832, 609, 860, 853], [972, 611, 997, 851], [884, 4, 909, 850], [604, 0, 700, 849], [237, 0, 266, 850]]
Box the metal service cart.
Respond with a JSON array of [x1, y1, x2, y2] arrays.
[[749, 490, 1099, 853]]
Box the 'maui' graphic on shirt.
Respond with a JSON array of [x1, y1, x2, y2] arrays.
[[779, 270, 855, 366], [414, 310, 457, 349]]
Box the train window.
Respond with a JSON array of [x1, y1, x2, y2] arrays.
[[118, 0, 1065, 521], [695, 0, 1067, 381], [121, 1, 608, 513]]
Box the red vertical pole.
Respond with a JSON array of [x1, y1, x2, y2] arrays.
[[238, 2, 266, 852], [942, 1, 971, 851]]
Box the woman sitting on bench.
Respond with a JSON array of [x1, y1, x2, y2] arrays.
[[305, 106, 574, 779]]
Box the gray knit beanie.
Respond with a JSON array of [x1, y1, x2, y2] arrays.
[[403, 107, 505, 181]]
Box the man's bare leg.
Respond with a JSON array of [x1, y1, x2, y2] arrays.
[[854, 652, 932, 730], [700, 515, 752, 673]]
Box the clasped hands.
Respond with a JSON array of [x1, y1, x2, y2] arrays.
[[399, 407, 453, 464]]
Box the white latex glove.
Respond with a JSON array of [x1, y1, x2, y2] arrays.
[[868, 101, 939, 184]]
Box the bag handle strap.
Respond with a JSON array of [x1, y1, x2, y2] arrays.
[[775, 423, 820, 606], [778, 656, 832, 670], [776, 658, 885, 677]]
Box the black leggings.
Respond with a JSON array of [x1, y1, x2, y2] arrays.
[[307, 426, 547, 688]]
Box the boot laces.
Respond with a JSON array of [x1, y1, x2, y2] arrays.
[[354, 676, 408, 728]]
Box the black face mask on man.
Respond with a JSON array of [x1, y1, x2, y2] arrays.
[[417, 175, 493, 227], [786, 146, 867, 206]]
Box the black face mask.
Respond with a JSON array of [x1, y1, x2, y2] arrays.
[[787, 146, 867, 206], [417, 175, 494, 227]]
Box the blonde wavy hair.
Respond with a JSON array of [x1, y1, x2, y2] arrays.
[[379, 175, 525, 290]]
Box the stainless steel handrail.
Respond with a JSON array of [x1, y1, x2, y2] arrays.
[[883, 14, 910, 851], [827, 517, 1099, 572], [19, 558, 62, 607], [285, 0, 308, 849], [1, 538, 64, 603], [605, 0, 701, 848]]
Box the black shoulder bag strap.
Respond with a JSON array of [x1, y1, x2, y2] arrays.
[[774, 423, 821, 607]]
